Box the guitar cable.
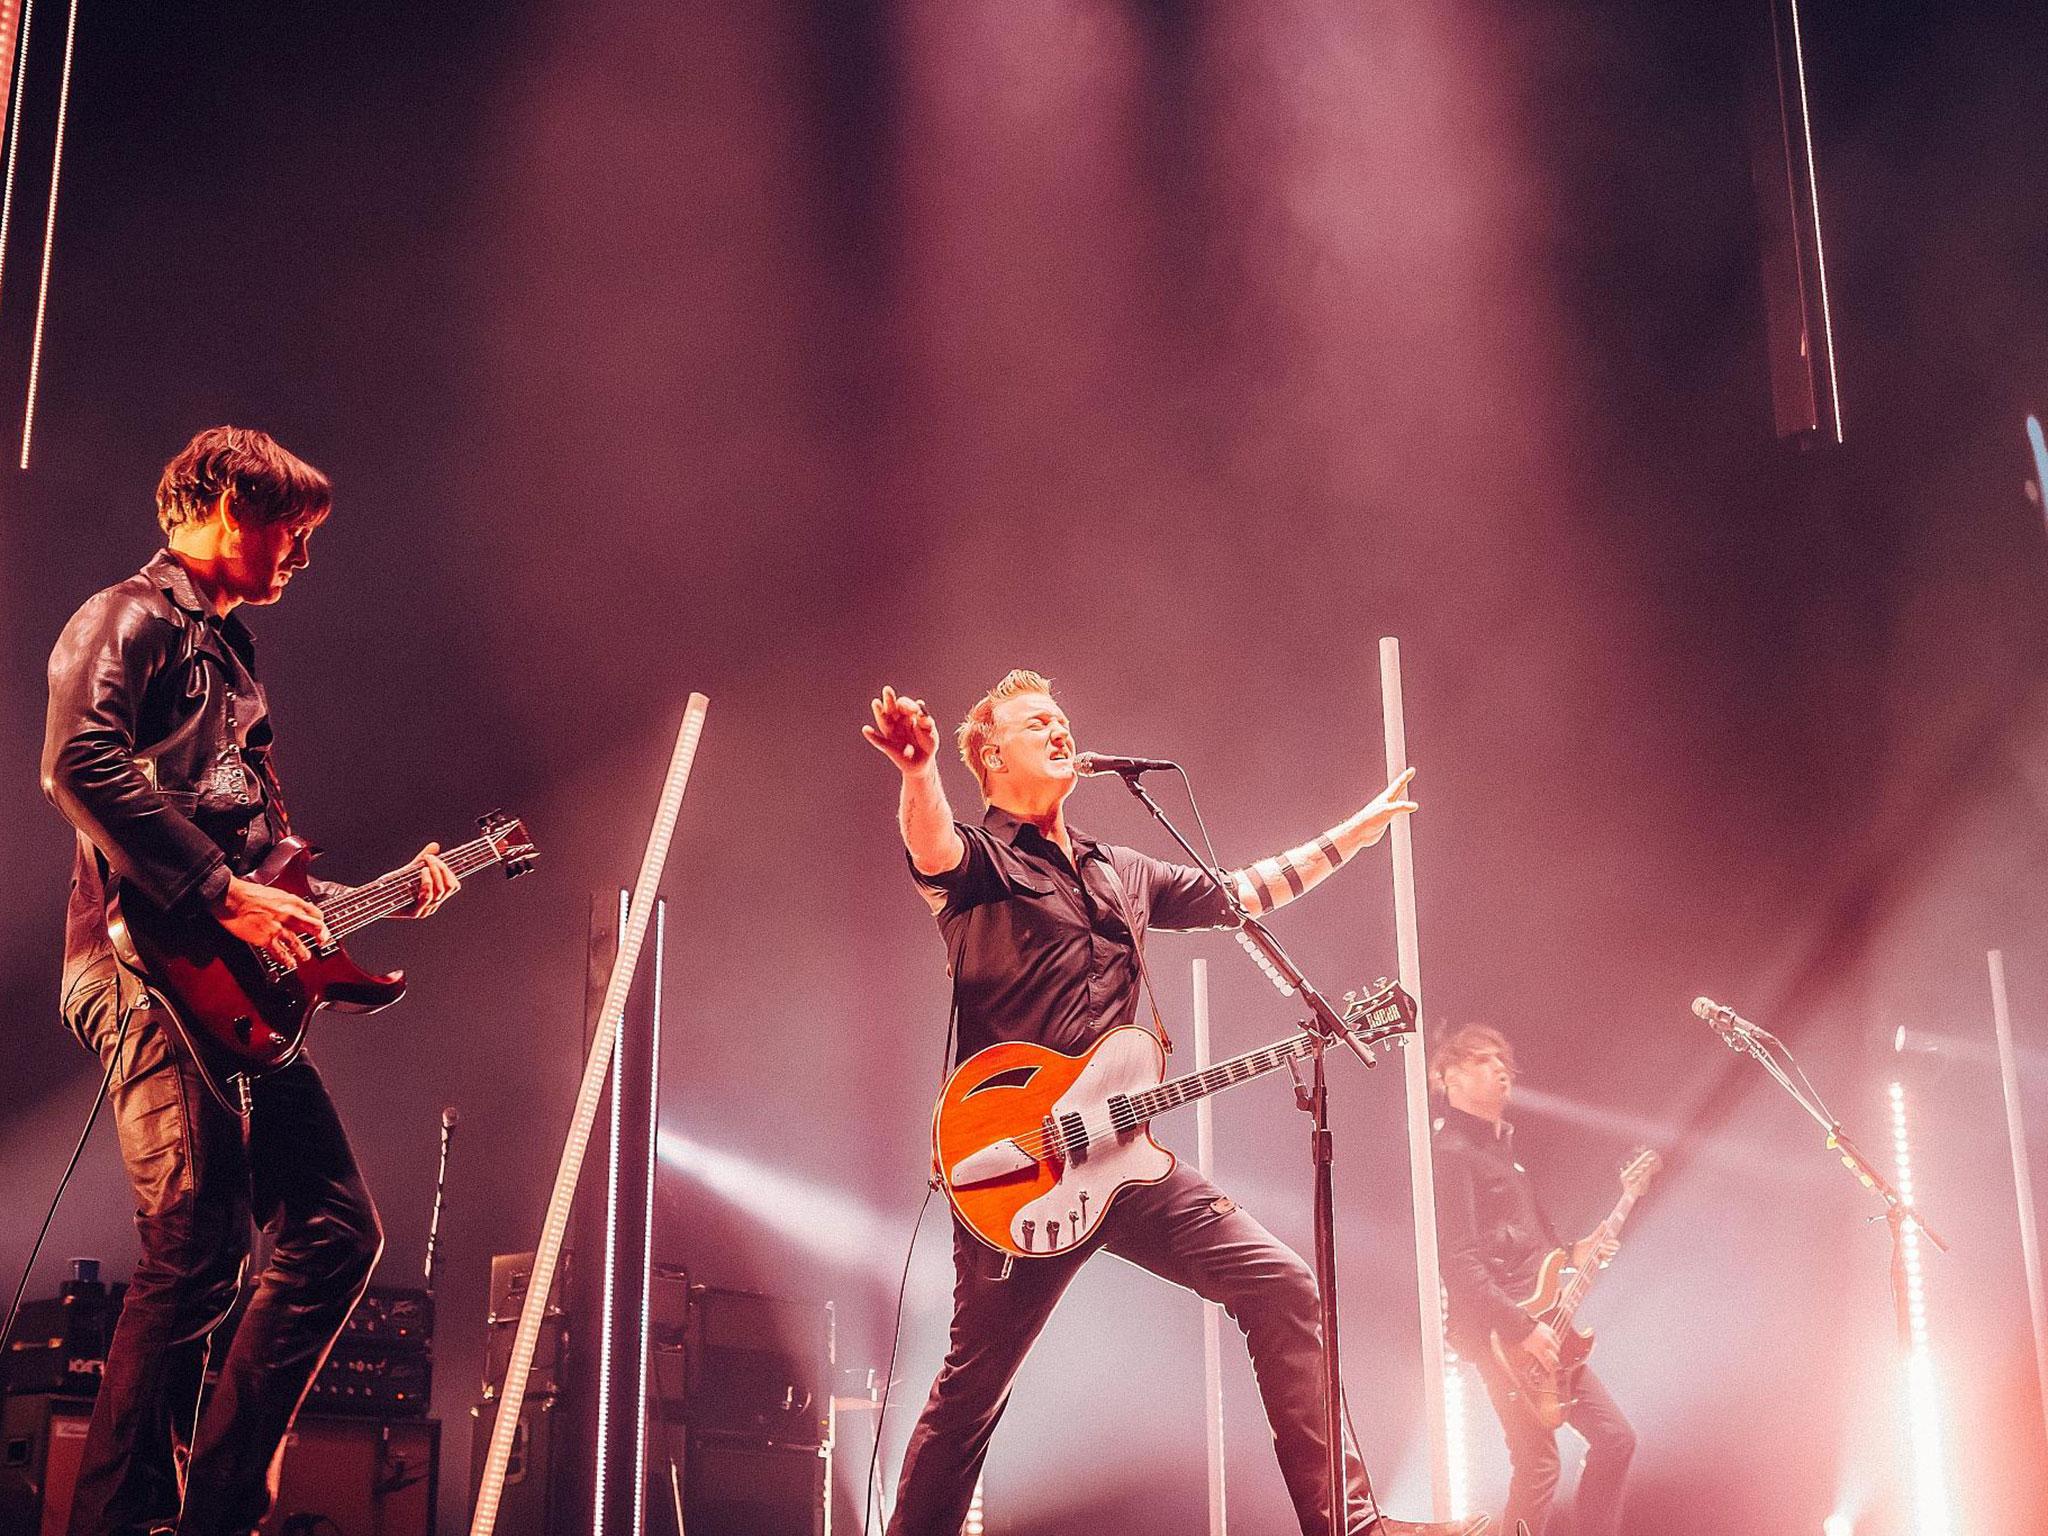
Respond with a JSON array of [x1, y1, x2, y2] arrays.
[[0, 995, 136, 1367], [862, 1000, 956, 1535]]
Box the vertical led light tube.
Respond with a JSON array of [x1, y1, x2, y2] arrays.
[[595, 890, 628, 1533], [1888, 1081, 1953, 1536]]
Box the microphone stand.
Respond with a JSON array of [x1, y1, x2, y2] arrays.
[[1104, 766, 1387, 1534], [1714, 1018, 1949, 1347], [425, 1108, 458, 1294]]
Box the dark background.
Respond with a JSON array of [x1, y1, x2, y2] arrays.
[[2, 2, 2045, 1532]]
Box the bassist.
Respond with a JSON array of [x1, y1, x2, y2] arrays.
[[1431, 1026, 1636, 1536], [41, 427, 458, 1536], [864, 670, 1479, 1536]]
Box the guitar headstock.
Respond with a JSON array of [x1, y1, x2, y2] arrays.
[[480, 810, 539, 879], [1619, 1145, 1662, 1196], [1340, 978, 1419, 1051]]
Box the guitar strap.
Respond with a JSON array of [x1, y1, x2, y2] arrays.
[[1101, 855, 1172, 1056]]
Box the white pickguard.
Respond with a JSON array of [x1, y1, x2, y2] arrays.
[[1008, 1028, 1173, 1255]]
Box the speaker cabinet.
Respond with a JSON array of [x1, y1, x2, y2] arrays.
[[0, 1395, 90, 1536], [4, 1400, 435, 1536], [468, 1394, 560, 1536], [684, 1437, 829, 1536], [269, 1416, 438, 1536]]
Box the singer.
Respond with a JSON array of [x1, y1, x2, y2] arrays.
[[862, 669, 1475, 1536]]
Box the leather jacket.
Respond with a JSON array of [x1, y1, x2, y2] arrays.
[[43, 549, 292, 1011]]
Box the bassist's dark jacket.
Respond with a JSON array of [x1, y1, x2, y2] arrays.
[[1433, 1103, 1562, 1352]]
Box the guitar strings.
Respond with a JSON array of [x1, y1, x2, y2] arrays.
[[315, 835, 503, 938]]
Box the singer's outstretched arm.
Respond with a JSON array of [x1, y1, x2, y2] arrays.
[[1227, 767, 1418, 917], [863, 685, 966, 877]]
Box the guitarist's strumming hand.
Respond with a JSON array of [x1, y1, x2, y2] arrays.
[[211, 875, 330, 968], [387, 842, 461, 919], [1520, 1322, 1562, 1373]]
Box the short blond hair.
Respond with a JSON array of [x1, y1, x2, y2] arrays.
[[957, 668, 1056, 796], [1429, 1024, 1516, 1094]]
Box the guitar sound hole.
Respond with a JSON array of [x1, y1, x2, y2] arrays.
[[963, 1065, 1040, 1097]]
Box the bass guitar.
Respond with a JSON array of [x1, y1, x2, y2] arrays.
[[108, 809, 537, 1108], [934, 980, 1417, 1258], [1487, 1146, 1661, 1429]]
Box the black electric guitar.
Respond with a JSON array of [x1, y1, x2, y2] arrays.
[[108, 810, 537, 1108]]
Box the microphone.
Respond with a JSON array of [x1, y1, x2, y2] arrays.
[[1691, 996, 1768, 1046], [1073, 751, 1178, 777]]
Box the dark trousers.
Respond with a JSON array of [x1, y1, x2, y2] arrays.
[[64, 976, 383, 1536], [1472, 1346, 1634, 1536], [887, 1163, 1377, 1536]]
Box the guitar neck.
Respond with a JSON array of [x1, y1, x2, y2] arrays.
[[1554, 1187, 1640, 1327], [1124, 1034, 1317, 1123], [318, 834, 503, 940]]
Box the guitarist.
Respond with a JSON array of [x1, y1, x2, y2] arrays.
[[1430, 1026, 1636, 1536], [40, 426, 459, 1536], [864, 670, 1482, 1536]]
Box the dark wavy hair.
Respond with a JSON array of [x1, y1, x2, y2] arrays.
[[1428, 1023, 1518, 1095], [155, 426, 331, 533]]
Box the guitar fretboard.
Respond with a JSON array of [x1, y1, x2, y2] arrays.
[[317, 834, 506, 941], [1109, 1035, 1318, 1133]]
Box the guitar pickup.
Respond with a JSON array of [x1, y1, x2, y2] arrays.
[[948, 1139, 1036, 1188]]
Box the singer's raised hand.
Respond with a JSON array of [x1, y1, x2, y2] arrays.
[[1360, 766, 1419, 838], [864, 685, 941, 773]]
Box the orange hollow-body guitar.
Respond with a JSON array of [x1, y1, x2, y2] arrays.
[[933, 981, 1416, 1258], [1487, 1147, 1661, 1429]]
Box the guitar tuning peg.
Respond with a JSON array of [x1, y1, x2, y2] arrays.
[[1343, 989, 1357, 1004]]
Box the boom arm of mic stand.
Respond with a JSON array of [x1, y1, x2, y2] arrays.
[[1109, 773, 1379, 1069], [1729, 1028, 1950, 1253]]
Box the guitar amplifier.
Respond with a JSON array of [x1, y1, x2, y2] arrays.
[[0, 1394, 91, 1536], [1, 1263, 124, 1398], [684, 1287, 833, 1448], [7, 1397, 436, 1536], [682, 1437, 828, 1536]]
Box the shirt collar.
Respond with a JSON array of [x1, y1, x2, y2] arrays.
[[980, 803, 1106, 862], [1440, 1102, 1514, 1143], [143, 549, 253, 649]]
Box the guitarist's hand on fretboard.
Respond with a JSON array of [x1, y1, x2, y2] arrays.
[[1572, 1233, 1620, 1271], [384, 841, 462, 919]]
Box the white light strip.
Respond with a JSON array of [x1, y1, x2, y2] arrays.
[[594, 888, 628, 1535], [18, 0, 76, 469], [0, 0, 37, 318], [1786, 0, 1844, 442], [1889, 1081, 1953, 1536], [1440, 1284, 1472, 1520], [632, 900, 663, 1536]]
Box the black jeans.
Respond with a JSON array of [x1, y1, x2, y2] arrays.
[[887, 1163, 1378, 1536], [64, 974, 382, 1536], [1471, 1345, 1635, 1536]]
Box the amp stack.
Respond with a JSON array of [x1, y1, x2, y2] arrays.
[[0, 1258, 438, 1536], [677, 1284, 835, 1536], [473, 1255, 837, 1536]]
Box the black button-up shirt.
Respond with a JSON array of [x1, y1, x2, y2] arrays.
[[1433, 1103, 1561, 1349], [912, 804, 1235, 1061]]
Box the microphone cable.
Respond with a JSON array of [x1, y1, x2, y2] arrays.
[[862, 1000, 956, 1534], [1, 996, 136, 1365]]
